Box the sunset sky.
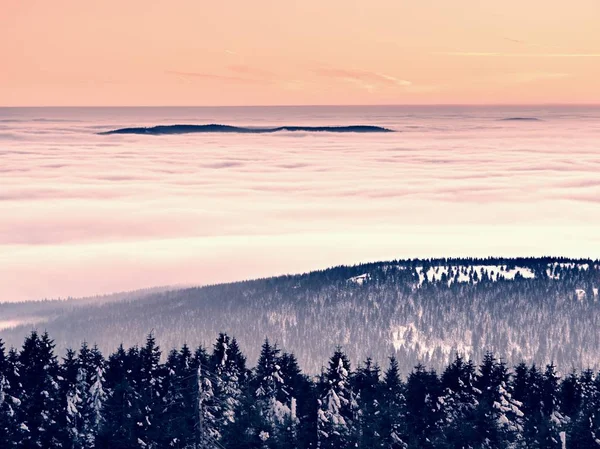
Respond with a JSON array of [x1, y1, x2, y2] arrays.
[[1, 0, 599, 106]]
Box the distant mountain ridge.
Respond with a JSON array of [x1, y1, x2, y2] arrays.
[[1, 257, 598, 374], [99, 124, 394, 135]]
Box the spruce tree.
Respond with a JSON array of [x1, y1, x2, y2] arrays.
[[97, 345, 142, 449], [317, 348, 356, 449], [86, 344, 107, 446], [567, 369, 600, 448], [209, 333, 248, 437], [435, 354, 478, 448], [473, 353, 524, 449], [58, 348, 85, 448], [16, 331, 62, 449], [353, 358, 382, 449], [379, 356, 407, 449], [404, 364, 440, 449], [136, 334, 166, 449], [0, 339, 19, 447]]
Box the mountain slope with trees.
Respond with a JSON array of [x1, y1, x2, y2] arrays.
[[1, 257, 598, 375]]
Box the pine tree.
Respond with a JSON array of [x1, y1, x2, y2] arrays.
[[58, 348, 84, 448], [97, 345, 142, 449], [221, 381, 267, 449], [209, 333, 248, 437], [254, 339, 299, 441], [86, 344, 107, 446], [317, 348, 356, 449], [61, 343, 107, 449], [197, 346, 220, 447], [560, 370, 581, 420], [473, 353, 524, 449], [353, 358, 382, 449], [262, 351, 306, 449], [0, 339, 19, 447], [161, 345, 196, 448], [435, 354, 478, 448], [404, 364, 440, 449], [136, 334, 166, 449], [16, 331, 62, 449], [4, 348, 23, 447], [567, 369, 600, 448], [512, 364, 562, 449], [540, 363, 566, 447], [379, 356, 407, 449]]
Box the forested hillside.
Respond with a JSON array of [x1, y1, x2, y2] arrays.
[[2, 331, 600, 449], [1, 257, 598, 374]]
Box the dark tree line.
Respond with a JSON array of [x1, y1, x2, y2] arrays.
[[2, 331, 600, 448]]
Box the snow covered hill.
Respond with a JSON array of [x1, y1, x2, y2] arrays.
[[1, 257, 598, 374]]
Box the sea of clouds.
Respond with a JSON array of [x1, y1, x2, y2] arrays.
[[1, 105, 599, 301]]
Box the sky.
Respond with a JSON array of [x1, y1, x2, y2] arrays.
[[1, 0, 600, 106]]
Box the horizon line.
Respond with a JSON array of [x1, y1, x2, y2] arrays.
[[2, 102, 600, 109]]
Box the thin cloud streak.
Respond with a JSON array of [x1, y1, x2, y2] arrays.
[[166, 70, 271, 84], [438, 52, 600, 58], [314, 68, 412, 91]]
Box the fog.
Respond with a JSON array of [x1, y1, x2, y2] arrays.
[[1, 106, 599, 301]]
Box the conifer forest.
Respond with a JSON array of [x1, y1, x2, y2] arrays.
[[2, 330, 600, 449]]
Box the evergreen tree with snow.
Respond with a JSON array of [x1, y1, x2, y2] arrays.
[[473, 352, 524, 449], [404, 364, 440, 449], [198, 345, 221, 447], [97, 345, 143, 449], [209, 333, 248, 437], [58, 348, 85, 448], [86, 344, 107, 446], [353, 358, 382, 449], [221, 382, 268, 449], [0, 339, 20, 447], [135, 334, 166, 449], [250, 339, 299, 448], [379, 356, 407, 449], [560, 370, 582, 420], [540, 363, 566, 447], [274, 352, 307, 449], [60, 342, 107, 449], [317, 348, 357, 449], [566, 369, 600, 448], [511, 363, 563, 449], [16, 331, 62, 449], [435, 354, 478, 448], [161, 345, 196, 448]]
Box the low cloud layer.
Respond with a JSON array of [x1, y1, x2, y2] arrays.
[[1, 106, 599, 301]]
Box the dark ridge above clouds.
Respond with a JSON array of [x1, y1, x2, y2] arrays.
[[99, 124, 395, 135], [499, 117, 542, 121]]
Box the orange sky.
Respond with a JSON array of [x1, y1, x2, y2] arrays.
[[1, 0, 599, 106]]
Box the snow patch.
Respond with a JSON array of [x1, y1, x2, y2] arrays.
[[415, 264, 535, 287], [347, 274, 369, 285], [390, 322, 472, 360]]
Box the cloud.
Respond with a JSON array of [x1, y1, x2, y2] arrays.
[[504, 37, 526, 44], [2, 110, 600, 301], [438, 52, 600, 58], [167, 70, 271, 84], [227, 65, 274, 79], [315, 68, 412, 91], [168, 64, 279, 86], [501, 73, 571, 84]]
